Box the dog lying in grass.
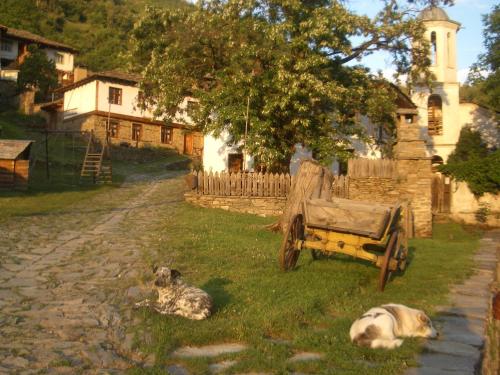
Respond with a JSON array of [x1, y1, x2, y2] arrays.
[[135, 266, 213, 320], [350, 304, 437, 349]]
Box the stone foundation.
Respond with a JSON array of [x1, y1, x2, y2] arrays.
[[184, 193, 286, 217], [62, 113, 203, 156]]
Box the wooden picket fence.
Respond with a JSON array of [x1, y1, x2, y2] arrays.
[[348, 158, 398, 178], [331, 174, 349, 198], [190, 170, 350, 199], [191, 170, 292, 197]]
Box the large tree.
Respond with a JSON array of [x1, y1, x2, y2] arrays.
[[17, 45, 58, 100], [465, 4, 499, 112], [129, 0, 450, 169]]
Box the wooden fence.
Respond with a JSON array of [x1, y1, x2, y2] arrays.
[[348, 158, 398, 178], [190, 170, 350, 199], [190, 171, 292, 197], [331, 174, 349, 198]]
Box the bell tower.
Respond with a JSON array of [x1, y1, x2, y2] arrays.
[[411, 6, 461, 162]]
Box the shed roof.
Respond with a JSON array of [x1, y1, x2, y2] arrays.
[[0, 24, 77, 53], [0, 139, 34, 160]]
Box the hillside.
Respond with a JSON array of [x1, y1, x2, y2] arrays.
[[0, 0, 189, 71]]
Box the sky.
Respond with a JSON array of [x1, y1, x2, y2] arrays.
[[347, 0, 497, 83]]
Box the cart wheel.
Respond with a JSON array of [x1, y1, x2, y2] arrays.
[[279, 214, 304, 271], [378, 230, 400, 292]]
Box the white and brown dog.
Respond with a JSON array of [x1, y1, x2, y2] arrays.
[[350, 304, 438, 349], [135, 266, 213, 320]]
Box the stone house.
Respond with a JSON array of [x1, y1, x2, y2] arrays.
[[0, 23, 77, 85], [52, 70, 203, 157]]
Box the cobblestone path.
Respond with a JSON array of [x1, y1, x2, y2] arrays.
[[0, 173, 185, 374], [405, 229, 500, 375]]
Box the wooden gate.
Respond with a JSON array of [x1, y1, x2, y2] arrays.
[[432, 174, 451, 213]]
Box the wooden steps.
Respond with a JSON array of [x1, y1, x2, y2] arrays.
[[80, 133, 112, 184]]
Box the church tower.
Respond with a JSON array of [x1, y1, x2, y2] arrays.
[[411, 6, 461, 163]]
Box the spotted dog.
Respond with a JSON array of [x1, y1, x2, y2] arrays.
[[135, 266, 213, 320], [350, 304, 438, 349]]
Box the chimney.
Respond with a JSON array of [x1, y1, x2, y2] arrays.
[[73, 66, 89, 82]]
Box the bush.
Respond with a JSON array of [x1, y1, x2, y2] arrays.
[[439, 150, 500, 196], [439, 126, 499, 196]]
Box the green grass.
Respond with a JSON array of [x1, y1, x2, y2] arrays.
[[0, 110, 188, 222], [131, 205, 482, 375]]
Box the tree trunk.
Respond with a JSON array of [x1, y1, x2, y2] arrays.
[[273, 159, 333, 233]]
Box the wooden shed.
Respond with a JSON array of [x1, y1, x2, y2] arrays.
[[0, 140, 34, 189]]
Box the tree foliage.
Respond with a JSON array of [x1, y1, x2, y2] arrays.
[[466, 4, 499, 112], [439, 126, 499, 196], [129, 0, 448, 168], [17, 45, 58, 99], [0, 0, 189, 71]]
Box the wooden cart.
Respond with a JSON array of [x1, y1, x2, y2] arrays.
[[279, 197, 408, 291]]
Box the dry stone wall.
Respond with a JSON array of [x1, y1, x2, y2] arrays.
[[348, 121, 433, 237], [184, 193, 286, 217]]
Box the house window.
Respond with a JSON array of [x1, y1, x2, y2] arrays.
[[405, 114, 414, 124], [427, 94, 443, 135], [430, 31, 437, 65], [132, 123, 142, 142], [1, 40, 13, 52], [109, 87, 122, 105], [161, 126, 173, 144], [109, 120, 119, 138], [56, 53, 64, 64]]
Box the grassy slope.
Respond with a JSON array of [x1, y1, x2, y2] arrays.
[[0, 111, 187, 222], [132, 202, 481, 375]]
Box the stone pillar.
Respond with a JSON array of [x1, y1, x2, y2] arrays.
[[394, 118, 433, 237]]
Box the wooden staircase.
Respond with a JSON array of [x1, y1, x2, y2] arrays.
[[80, 133, 112, 184]]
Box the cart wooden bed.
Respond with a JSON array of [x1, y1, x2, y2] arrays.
[[279, 197, 408, 291]]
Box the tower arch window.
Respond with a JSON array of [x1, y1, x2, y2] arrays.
[[427, 94, 443, 135], [430, 31, 437, 65]]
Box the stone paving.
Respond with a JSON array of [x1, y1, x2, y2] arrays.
[[1, 170, 498, 375], [405, 229, 500, 375], [0, 172, 185, 374]]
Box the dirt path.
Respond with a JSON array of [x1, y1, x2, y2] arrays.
[[0, 172, 186, 374]]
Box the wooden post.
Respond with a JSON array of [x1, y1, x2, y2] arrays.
[[45, 130, 49, 179]]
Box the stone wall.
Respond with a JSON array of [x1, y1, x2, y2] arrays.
[[347, 121, 433, 237], [62, 114, 203, 156], [184, 192, 286, 217]]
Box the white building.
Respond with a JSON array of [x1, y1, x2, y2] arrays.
[[411, 6, 499, 164], [0, 24, 76, 85], [49, 71, 203, 156], [202, 84, 418, 174]]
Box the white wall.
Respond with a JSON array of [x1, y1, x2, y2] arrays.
[[45, 48, 74, 72], [203, 131, 253, 173], [425, 21, 459, 83], [0, 70, 18, 81], [63, 81, 97, 119], [459, 103, 499, 149], [96, 80, 154, 118], [450, 181, 500, 227], [412, 82, 461, 161]]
